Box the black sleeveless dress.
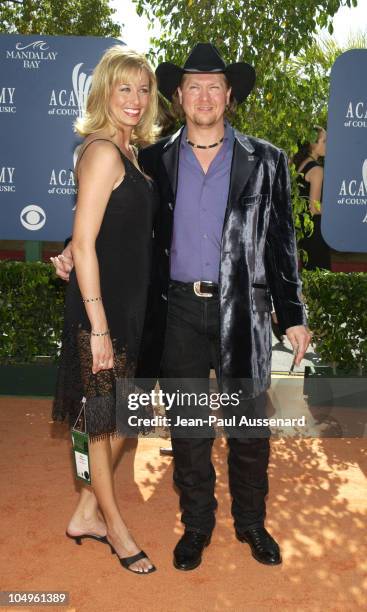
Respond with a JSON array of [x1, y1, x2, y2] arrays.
[[52, 140, 157, 440], [298, 160, 331, 270]]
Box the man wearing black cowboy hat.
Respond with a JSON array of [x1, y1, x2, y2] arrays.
[[137, 42, 310, 570]]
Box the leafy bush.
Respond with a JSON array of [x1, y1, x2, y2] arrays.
[[302, 269, 367, 373], [1, 262, 366, 373], [0, 261, 65, 364]]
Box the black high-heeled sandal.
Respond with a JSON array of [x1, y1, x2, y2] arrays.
[[108, 543, 156, 574], [66, 531, 113, 552]]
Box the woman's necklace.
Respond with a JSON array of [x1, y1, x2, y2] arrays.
[[186, 136, 224, 149], [309, 154, 319, 162]]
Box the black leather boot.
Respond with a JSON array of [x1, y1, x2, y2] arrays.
[[173, 530, 211, 571], [236, 527, 282, 565]]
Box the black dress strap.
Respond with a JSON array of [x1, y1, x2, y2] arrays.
[[77, 138, 124, 166], [299, 160, 321, 179]]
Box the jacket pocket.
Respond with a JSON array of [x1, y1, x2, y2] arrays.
[[239, 194, 267, 206], [251, 285, 272, 312]]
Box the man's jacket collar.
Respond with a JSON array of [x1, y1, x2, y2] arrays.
[[233, 128, 255, 154], [163, 126, 183, 150], [161, 124, 256, 198], [162, 127, 183, 195]]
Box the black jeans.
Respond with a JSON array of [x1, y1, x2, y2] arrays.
[[161, 281, 270, 535]]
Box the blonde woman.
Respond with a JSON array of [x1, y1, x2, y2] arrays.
[[52, 46, 158, 574]]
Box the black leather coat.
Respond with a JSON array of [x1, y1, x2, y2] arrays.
[[137, 126, 306, 397]]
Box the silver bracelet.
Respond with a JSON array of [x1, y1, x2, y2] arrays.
[[91, 329, 110, 337], [83, 296, 102, 303]]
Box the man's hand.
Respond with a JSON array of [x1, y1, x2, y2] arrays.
[[285, 325, 312, 366], [50, 242, 74, 281]]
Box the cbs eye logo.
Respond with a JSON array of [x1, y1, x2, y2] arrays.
[[20, 205, 46, 230]]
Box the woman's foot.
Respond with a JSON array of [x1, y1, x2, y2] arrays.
[[66, 514, 107, 539], [106, 527, 154, 573], [66, 486, 107, 539]]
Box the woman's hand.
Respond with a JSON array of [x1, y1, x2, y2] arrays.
[[50, 242, 74, 281], [91, 334, 114, 374]]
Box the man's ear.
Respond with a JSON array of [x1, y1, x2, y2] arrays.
[[177, 87, 183, 104], [226, 87, 232, 106]]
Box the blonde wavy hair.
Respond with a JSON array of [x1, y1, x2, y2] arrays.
[[74, 45, 158, 146]]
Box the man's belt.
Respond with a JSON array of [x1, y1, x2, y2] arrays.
[[194, 281, 218, 297], [170, 280, 219, 297]]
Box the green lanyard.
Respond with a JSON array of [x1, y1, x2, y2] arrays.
[[71, 397, 91, 485]]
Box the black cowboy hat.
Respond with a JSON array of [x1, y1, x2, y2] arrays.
[[156, 42, 255, 104]]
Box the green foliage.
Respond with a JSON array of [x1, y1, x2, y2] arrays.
[[2, 263, 366, 372], [302, 270, 367, 373], [135, 0, 353, 64], [134, 0, 354, 144], [0, 261, 65, 364], [0, 0, 121, 37], [133, 0, 362, 245]]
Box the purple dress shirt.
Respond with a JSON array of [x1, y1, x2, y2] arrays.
[[170, 122, 234, 283]]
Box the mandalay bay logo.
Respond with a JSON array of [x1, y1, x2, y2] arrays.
[[5, 40, 57, 69], [49, 63, 92, 117]]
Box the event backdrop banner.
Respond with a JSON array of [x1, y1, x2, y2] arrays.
[[323, 49, 367, 252], [0, 34, 121, 240]]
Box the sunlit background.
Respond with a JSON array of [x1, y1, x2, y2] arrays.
[[111, 0, 367, 52]]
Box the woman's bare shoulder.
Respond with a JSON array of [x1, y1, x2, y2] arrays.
[[76, 136, 123, 178], [304, 164, 323, 183], [79, 135, 121, 160], [298, 158, 323, 182]]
